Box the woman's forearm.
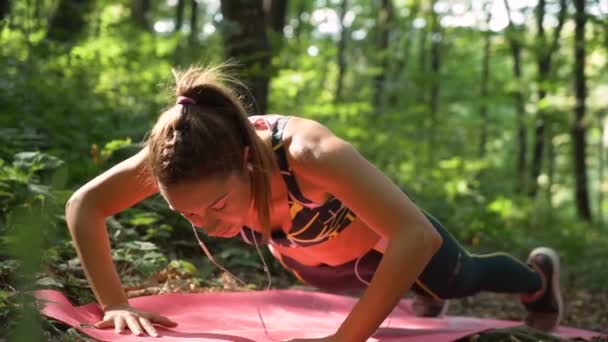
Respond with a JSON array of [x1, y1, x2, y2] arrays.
[[334, 226, 442, 341], [66, 194, 129, 310]]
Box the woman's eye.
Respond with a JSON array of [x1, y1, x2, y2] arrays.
[[212, 201, 227, 211]]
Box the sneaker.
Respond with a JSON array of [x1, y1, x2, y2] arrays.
[[412, 293, 448, 317], [520, 247, 563, 331]]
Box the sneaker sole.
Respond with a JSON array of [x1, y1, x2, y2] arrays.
[[438, 300, 449, 316], [528, 246, 564, 328]]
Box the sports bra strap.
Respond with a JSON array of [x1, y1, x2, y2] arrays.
[[271, 117, 314, 205]]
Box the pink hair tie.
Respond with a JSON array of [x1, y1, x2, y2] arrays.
[[176, 96, 196, 105]]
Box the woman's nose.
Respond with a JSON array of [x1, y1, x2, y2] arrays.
[[190, 212, 221, 233]]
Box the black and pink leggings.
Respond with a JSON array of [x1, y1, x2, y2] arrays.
[[279, 212, 542, 299]]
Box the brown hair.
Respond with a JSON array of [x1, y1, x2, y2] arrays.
[[146, 64, 276, 241]]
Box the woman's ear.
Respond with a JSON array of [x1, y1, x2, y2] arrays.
[[243, 146, 250, 161], [243, 146, 253, 171]]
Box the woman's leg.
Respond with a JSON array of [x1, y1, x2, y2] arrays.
[[275, 211, 543, 298], [415, 211, 542, 299], [415, 211, 563, 331]]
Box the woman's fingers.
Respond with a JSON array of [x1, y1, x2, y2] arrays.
[[125, 315, 143, 336], [94, 309, 176, 337], [115, 316, 125, 334], [138, 316, 159, 337], [94, 318, 113, 329], [149, 313, 178, 327]]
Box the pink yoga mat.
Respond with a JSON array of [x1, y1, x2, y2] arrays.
[[36, 289, 604, 342]]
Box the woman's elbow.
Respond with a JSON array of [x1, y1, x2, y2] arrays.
[[418, 220, 442, 256], [427, 226, 443, 254], [65, 190, 95, 231], [395, 220, 442, 256], [65, 193, 83, 230]]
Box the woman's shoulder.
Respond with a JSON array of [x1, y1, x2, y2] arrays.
[[248, 114, 344, 167], [247, 114, 285, 130], [280, 116, 345, 169]]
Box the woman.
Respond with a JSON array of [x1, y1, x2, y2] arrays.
[[65, 65, 562, 341]]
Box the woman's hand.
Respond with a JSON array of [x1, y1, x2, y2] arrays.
[[94, 304, 178, 337], [284, 335, 341, 342]]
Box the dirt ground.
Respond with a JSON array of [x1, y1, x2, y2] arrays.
[[447, 288, 607, 334]]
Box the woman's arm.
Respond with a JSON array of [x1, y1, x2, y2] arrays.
[[287, 118, 443, 342], [65, 147, 159, 310]]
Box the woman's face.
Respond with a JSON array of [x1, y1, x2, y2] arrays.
[[159, 170, 253, 237]]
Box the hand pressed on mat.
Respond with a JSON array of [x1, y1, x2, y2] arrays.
[[284, 336, 340, 342], [94, 304, 178, 337]]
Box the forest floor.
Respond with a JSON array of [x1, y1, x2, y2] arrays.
[[448, 287, 607, 335]]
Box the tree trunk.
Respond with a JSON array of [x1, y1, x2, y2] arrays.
[[373, 0, 392, 110], [529, 0, 566, 197], [573, 0, 592, 221], [416, 17, 427, 104], [387, 0, 419, 107], [264, 0, 288, 54], [546, 123, 555, 208], [598, 114, 606, 227], [478, 2, 492, 158], [34, 0, 42, 20], [220, 0, 271, 115], [427, 0, 440, 166], [504, 0, 527, 193], [334, 0, 348, 103], [175, 0, 185, 32], [0, 0, 10, 23], [47, 0, 95, 43], [189, 0, 199, 44], [293, 1, 307, 42], [530, 0, 547, 197], [266, 0, 287, 35], [131, 0, 151, 31]]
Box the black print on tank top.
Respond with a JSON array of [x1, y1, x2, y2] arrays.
[[282, 195, 357, 247]]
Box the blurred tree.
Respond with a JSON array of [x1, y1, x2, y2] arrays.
[[47, 0, 95, 43], [335, 0, 349, 103], [387, 0, 420, 107], [427, 0, 441, 166], [595, 1, 608, 226], [573, 0, 592, 221], [600, 116, 608, 226], [220, 0, 271, 115], [373, 0, 393, 110], [292, 0, 311, 43], [478, 1, 492, 158], [504, 0, 528, 194], [131, 0, 151, 31], [189, 0, 198, 45], [0, 0, 10, 22], [529, 0, 566, 197], [265, 0, 288, 53], [415, 1, 428, 103], [175, 0, 185, 32], [267, 0, 287, 32]]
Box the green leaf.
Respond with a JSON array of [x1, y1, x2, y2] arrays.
[[126, 212, 161, 226], [169, 259, 198, 275], [120, 240, 159, 251], [101, 138, 133, 159], [13, 152, 64, 173], [36, 277, 64, 288]]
